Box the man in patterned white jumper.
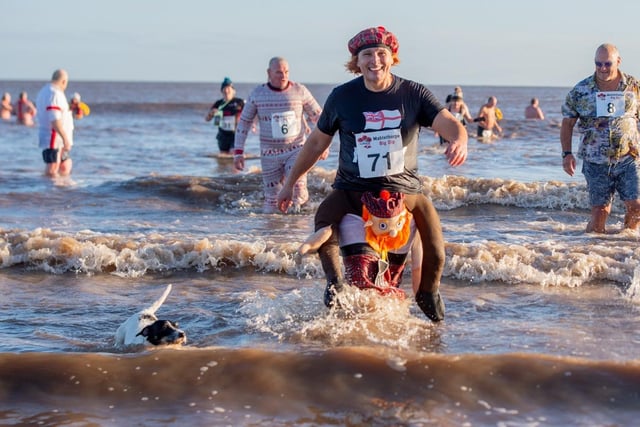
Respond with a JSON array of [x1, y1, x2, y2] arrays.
[[233, 57, 322, 213]]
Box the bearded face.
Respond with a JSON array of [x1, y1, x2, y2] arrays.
[[362, 207, 412, 257]]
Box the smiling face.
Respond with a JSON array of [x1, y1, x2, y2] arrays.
[[356, 46, 394, 92], [594, 45, 621, 83]]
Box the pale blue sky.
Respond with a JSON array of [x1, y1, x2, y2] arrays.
[[3, 0, 640, 87]]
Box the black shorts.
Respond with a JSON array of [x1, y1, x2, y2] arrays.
[[216, 130, 235, 153], [42, 148, 70, 164]]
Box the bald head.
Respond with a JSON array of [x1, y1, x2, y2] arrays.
[[268, 56, 287, 68], [595, 43, 619, 61], [267, 57, 290, 90], [52, 69, 67, 82], [51, 69, 69, 90]]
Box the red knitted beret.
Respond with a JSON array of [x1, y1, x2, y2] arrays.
[[348, 26, 399, 56], [362, 190, 405, 218]]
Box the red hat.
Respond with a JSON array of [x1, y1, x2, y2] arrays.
[[348, 26, 399, 56], [362, 190, 405, 218]]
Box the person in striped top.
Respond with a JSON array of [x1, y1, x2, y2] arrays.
[[233, 57, 322, 214]]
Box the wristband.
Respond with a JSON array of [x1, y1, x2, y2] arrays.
[[562, 151, 572, 158], [233, 149, 244, 157]]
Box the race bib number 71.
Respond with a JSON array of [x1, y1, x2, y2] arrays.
[[354, 128, 405, 178]]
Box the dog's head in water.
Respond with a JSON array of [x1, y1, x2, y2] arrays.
[[114, 284, 188, 348], [137, 319, 187, 346]]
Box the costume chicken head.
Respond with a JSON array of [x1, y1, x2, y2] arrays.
[[361, 190, 412, 260]]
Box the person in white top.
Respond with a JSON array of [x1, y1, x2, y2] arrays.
[[35, 69, 74, 177]]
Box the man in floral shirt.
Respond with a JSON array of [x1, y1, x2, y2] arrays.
[[561, 43, 640, 233]]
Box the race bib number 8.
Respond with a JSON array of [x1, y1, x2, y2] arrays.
[[355, 128, 405, 178], [271, 110, 300, 138], [596, 91, 625, 117]]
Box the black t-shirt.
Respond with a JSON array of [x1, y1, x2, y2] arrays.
[[212, 97, 245, 136], [317, 75, 443, 194]]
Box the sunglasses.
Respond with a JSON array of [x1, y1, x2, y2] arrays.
[[595, 61, 613, 68]]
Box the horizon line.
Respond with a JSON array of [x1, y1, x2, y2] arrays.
[[0, 78, 571, 89]]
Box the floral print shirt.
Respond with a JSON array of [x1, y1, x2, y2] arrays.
[[562, 72, 640, 164]]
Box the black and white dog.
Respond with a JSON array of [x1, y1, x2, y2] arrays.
[[115, 284, 186, 347]]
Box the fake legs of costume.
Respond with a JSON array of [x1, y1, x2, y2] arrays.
[[313, 190, 423, 307], [261, 147, 309, 213], [339, 213, 414, 297], [314, 189, 446, 321]]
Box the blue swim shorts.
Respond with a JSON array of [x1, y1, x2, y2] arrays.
[[42, 148, 70, 164], [582, 156, 640, 206]]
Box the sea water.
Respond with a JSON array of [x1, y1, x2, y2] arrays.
[[0, 80, 639, 426]]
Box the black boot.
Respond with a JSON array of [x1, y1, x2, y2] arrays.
[[319, 236, 343, 308], [324, 279, 344, 308], [415, 289, 445, 322]]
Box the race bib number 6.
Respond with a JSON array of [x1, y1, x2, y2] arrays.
[[354, 128, 405, 178], [271, 110, 300, 138]]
